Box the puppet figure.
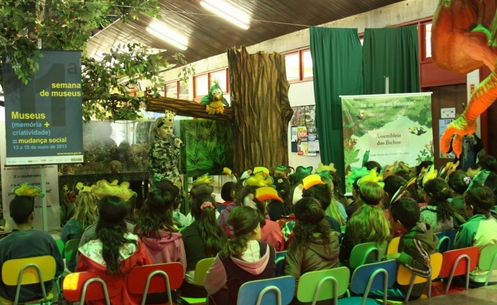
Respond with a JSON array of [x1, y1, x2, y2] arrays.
[[148, 110, 183, 188], [200, 82, 229, 115]]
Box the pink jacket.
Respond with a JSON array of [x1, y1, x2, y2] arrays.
[[132, 226, 187, 273], [261, 219, 285, 251]]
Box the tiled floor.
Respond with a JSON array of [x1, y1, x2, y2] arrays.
[[411, 285, 497, 305]]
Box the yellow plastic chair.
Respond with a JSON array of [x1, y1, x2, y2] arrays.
[[387, 237, 400, 255], [0, 255, 56, 305], [180, 257, 215, 305], [478, 244, 497, 286], [296, 266, 350, 304], [397, 252, 443, 301]]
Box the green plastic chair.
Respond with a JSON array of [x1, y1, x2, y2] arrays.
[[478, 244, 497, 286], [349, 241, 388, 269], [55, 239, 64, 256], [180, 257, 215, 305], [296, 267, 350, 304], [64, 239, 80, 263]]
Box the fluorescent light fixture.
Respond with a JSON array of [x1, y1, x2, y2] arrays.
[[146, 22, 188, 50], [200, 0, 250, 30]]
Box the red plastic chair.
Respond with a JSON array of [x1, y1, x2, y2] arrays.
[[127, 262, 184, 305], [438, 246, 480, 294], [62, 271, 121, 305]]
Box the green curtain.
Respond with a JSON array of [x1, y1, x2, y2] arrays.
[[310, 27, 363, 190], [363, 26, 420, 94]]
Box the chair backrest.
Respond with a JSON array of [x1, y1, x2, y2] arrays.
[[64, 238, 80, 263], [439, 246, 479, 293], [194, 257, 215, 286], [237, 276, 295, 305], [435, 229, 457, 253], [2, 256, 56, 286], [275, 257, 285, 277], [349, 241, 387, 269], [275, 251, 287, 261], [1, 255, 56, 304], [439, 246, 479, 278], [63, 272, 121, 304], [397, 252, 443, 285], [387, 237, 400, 255], [350, 259, 398, 301], [478, 244, 497, 286], [55, 239, 64, 256], [397, 252, 443, 300], [296, 267, 350, 304], [127, 262, 184, 304]]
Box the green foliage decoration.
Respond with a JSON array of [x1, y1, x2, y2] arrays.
[[0, 0, 195, 121]]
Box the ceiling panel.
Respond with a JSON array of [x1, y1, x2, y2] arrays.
[[86, 0, 404, 64]]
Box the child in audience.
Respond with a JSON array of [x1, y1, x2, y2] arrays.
[[0, 187, 65, 303], [218, 181, 235, 212], [420, 178, 455, 232], [181, 195, 227, 298], [62, 190, 98, 271], [76, 195, 151, 304], [62, 191, 98, 243], [284, 197, 340, 292], [132, 181, 186, 269], [340, 181, 392, 268], [238, 185, 285, 251], [454, 185, 497, 286], [447, 170, 471, 226], [383, 175, 407, 209], [386, 197, 438, 300], [204, 206, 275, 304]]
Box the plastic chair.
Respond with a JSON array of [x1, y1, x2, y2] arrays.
[[478, 244, 497, 286], [296, 266, 350, 304], [349, 241, 388, 269], [237, 275, 295, 305], [438, 246, 479, 294], [128, 262, 184, 305], [275, 257, 285, 277], [397, 252, 443, 301], [386, 237, 400, 255], [63, 238, 80, 269], [435, 229, 457, 253], [181, 257, 215, 305], [275, 251, 287, 261], [0, 255, 56, 305], [344, 259, 398, 305], [55, 239, 65, 256], [63, 271, 121, 305]]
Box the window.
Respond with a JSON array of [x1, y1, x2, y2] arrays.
[[209, 69, 228, 92], [194, 74, 209, 99], [285, 52, 300, 82], [302, 49, 313, 80], [284, 48, 313, 82], [165, 82, 178, 98], [423, 23, 432, 59]]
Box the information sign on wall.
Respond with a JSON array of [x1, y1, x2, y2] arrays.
[[3, 50, 83, 165]]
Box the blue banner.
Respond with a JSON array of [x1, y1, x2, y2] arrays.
[[3, 50, 83, 165]]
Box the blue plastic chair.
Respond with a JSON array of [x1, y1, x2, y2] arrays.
[[237, 276, 295, 305], [435, 229, 457, 253], [341, 259, 398, 305]]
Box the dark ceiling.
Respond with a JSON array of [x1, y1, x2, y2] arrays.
[[86, 0, 405, 64]]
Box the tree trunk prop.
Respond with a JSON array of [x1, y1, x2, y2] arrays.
[[227, 46, 293, 172], [147, 46, 292, 173]]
